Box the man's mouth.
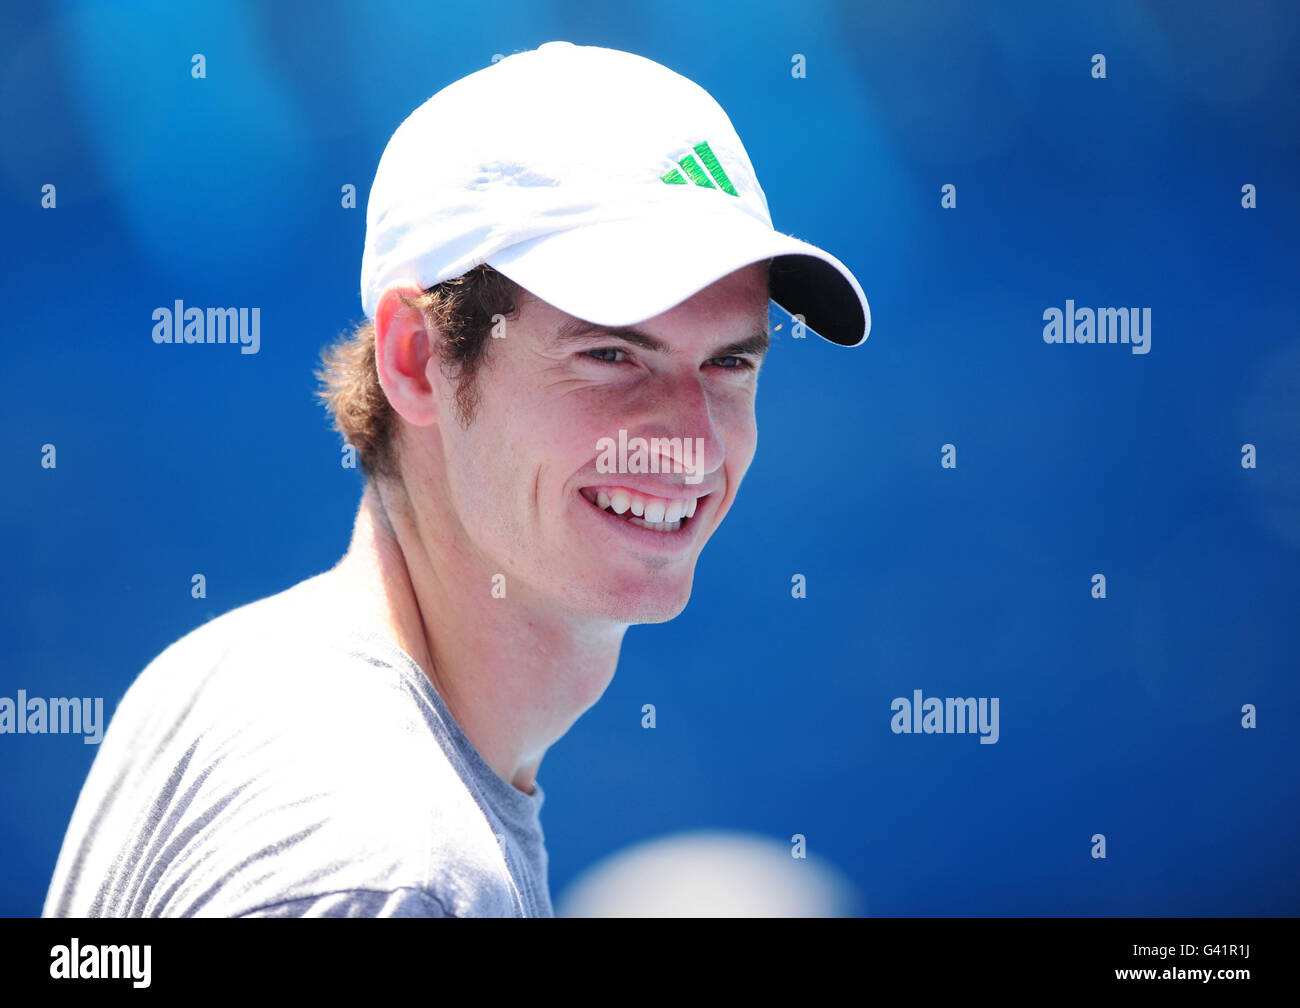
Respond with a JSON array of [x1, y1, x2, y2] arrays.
[[578, 485, 707, 533]]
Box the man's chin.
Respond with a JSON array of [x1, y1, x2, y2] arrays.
[[620, 597, 690, 626], [582, 576, 694, 625]]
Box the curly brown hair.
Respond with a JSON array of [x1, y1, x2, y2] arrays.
[[315, 264, 522, 480]]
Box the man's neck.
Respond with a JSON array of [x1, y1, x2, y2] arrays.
[[323, 480, 626, 795]]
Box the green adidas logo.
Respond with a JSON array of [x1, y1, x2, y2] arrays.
[[660, 140, 738, 197]]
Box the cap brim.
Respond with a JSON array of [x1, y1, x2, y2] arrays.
[[485, 208, 871, 347]]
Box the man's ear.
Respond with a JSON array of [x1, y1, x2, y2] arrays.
[[374, 285, 442, 427]]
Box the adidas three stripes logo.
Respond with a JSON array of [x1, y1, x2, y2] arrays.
[[660, 141, 738, 197]]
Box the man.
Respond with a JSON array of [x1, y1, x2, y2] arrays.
[[43, 41, 870, 918]]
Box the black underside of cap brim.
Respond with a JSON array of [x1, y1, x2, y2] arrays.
[[769, 254, 865, 347]]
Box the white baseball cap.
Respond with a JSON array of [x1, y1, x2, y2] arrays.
[[361, 40, 871, 347]]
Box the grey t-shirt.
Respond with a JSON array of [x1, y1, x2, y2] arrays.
[[42, 578, 552, 918]]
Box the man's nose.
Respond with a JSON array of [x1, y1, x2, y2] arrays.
[[630, 372, 726, 483]]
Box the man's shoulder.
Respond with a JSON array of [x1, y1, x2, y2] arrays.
[[76, 576, 520, 917], [232, 885, 457, 918], [117, 574, 416, 732], [135, 573, 377, 683], [110, 572, 455, 793]]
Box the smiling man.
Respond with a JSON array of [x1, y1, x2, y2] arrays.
[[44, 41, 870, 918]]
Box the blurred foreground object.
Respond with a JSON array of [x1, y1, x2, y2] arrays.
[[557, 829, 863, 917]]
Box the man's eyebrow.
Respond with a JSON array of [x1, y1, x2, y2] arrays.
[[552, 318, 771, 359], [714, 329, 771, 359]]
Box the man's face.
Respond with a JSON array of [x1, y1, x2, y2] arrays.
[[427, 262, 770, 625]]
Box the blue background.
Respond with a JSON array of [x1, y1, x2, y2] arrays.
[[2, 0, 1297, 916]]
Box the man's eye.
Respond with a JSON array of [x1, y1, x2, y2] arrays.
[[709, 356, 754, 369], [585, 347, 627, 364]]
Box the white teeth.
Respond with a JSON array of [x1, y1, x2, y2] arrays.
[[626, 515, 682, 532], [588, 487, 705, 528]]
